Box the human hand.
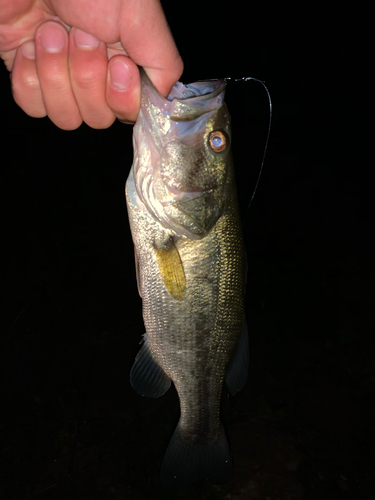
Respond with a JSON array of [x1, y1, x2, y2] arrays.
[[0, 0, 183, 129]]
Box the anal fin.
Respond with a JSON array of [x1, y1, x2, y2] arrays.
[[130, 334, 171, 398]]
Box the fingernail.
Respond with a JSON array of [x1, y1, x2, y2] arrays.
[[21, 40, 35, 60], [109, 59, 132, 90], [74, 28, 100, 49], [39, 23, 66, 53]]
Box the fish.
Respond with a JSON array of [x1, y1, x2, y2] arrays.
[[125, 68, 248, 488]]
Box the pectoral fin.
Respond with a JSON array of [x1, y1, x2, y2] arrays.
[[154, 238, 186, 301], [225, 321, 249, 395]]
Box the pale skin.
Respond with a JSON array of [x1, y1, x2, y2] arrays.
[[0, 0, 184, 129]]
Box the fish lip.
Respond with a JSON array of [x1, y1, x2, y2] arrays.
[[139, 67, 226, 101], [139, 67, 227, 121]]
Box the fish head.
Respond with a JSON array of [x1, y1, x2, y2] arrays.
[[132, 69, 233, 239]]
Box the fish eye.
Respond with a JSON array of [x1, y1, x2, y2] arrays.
[[209, 131, 227, 153]]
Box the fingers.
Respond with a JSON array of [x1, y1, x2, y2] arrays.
[[106, 56, 140, 124], [7, 0, 184, 130], [34, 21, 82, 130], [11, 41, 46, 119], [10, 20, 142, 129], [69, 28, 140, 126], [69, 27, 114, 129]]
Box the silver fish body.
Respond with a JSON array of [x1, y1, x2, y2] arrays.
[[125, 69, 248, 488]]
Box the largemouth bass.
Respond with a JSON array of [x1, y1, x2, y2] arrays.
[[125, 69, 248, 488]]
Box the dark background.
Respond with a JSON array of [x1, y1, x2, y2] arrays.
[[1, 4, 373, 500]]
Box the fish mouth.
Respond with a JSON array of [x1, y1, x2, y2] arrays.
[[139, 67, 227, 123]]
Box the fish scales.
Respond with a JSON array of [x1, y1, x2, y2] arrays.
[[126, 69, 248, 488]]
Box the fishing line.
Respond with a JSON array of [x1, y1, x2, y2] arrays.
[[224, 76, 272, 222]]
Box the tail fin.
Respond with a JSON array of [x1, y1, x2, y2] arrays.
[[160, 422, 232, 489]]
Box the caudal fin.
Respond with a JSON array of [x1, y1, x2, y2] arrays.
[[160, 423, 232, 489]]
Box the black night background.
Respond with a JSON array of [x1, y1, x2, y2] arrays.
[[0, 4, 373, 499]]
